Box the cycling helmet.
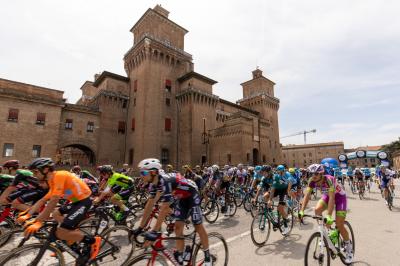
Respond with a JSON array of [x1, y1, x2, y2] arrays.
[[28, 158, 54, 171], [211, 164, 219, 172], [98, 165, 113, 174], [276, 165, 285, 172], [2, 160, 20, 169], [255, 165, 262, 172], [237, 163, 243, 169], [224, 165, 230, 170], [138, 158, 161, 170], [248, 166, 254, 171], [71, 165, 81, 173], [262, 165, 272, 172], [289, 168, 296, 174], [307, 164, 325, 174]]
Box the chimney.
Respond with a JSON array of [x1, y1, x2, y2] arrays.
[[94, 73, 101, 81], [153, 4, 170, 18]]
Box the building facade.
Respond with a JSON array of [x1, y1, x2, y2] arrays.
[[392, 150, 400, 171], [282, 142, 345, 168], [0, 5, 282, 168]]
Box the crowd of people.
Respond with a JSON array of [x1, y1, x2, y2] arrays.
[[0, 157, 397, 265]]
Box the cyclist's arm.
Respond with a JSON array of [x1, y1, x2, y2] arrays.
[[139, 191, 161, 228], [36, 195, 59, 222], [327, 190, 335, 217], [28, 196, 47, 215], [287, 182, 292, 196], [152, 201, 171, 232], [0, 186, 16, 204], [300, 187, 312, 212], [254, 185, 262, 200]]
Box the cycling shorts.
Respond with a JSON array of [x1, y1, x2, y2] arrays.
[[381, 180, 391, 189], [319, 193, 347, 218], [272, 188, 287, 205], [173, 193, 202, 225], [220, 181, 230, 191], [58, 197, 92, 229]]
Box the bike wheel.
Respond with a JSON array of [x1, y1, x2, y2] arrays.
[[250, 212, 271, 246], [0, 217, 15, 247], [192, 232, 228, 266], [304, 232, 331, 266], [278, 206, 294, 236], [235, 189, 245, 207], [0, 242, 65, 266], [100, 225, 135, 265], [338, 221, 355, 265], [243, 195, 253, 212], [122, 252, 168, 266], [227, 196, 237, 217], [203, 200, 219, 224], [250, 201, 259, 218]]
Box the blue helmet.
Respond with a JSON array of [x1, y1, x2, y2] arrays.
[[255, 165, 262, 172], [276, 165, 285, 171]]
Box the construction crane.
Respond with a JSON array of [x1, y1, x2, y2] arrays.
[[281, 129, 317, 144]]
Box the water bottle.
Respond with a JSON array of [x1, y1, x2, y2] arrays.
[[328, 229, 339, 245], [183, 245, 192, 262]]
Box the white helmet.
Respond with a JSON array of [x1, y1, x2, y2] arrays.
[[224, 164, 230, 170], [237, 163, 243, 169], [138, 158, 161, 170], [212, 164, 219, 172]]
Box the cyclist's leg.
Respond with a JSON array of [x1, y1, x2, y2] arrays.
[[276, 189, 287, 218], [191, 196, 211, 263], [335, 195, 349, 241], [174, 199, 190, 253], [314, 194, 328, 216]]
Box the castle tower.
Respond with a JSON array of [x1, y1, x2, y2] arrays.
[[123, 5, 193, 167], [238, 69, 281, 163]]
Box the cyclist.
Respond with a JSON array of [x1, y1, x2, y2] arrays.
[[354, 168, 365, 193], [93, 165, 134, 221], [266, 165, 290, 235], [334, 167, 344, 186], [134, 158, 212, 266], [236, 163, 247, 186], [166, 164, 175, 174], [253, 165, 273, 203], [347, 167, 354, 188], [299, 164, 352, 264], [287, 168, 301, 206], [17, 158, 101, 261], [378, 165, 395, 205], [251, 165, 263, 191], [363, 167, 372, 188]]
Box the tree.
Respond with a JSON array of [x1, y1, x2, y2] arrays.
[[382, 137, 400, 165]]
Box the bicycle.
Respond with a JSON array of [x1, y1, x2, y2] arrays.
[[303, 214, 355, 266], [387, 186, 394, 210], [125, 231, 228, 266], [250, 201, 294, 247], [0, 220, 136, 265]]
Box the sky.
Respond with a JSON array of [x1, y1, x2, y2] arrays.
[[1, 0, 399, 148]]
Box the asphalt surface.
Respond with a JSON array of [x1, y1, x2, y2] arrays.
[[1, 179, 399, 265]]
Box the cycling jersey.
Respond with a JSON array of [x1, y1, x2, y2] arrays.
[[0, 174, 14, 192], [253, 172, 263, 181], [44, 171, 92, 203], [258, 175, 273, 190], [11, 169, 40, 189], [272, 172, 290, 190], [106, 172, 133, 189], [159, 173, 199, 202]]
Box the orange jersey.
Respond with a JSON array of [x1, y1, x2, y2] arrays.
[[44, 171, 91, 203]]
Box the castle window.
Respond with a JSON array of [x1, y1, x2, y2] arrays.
[[134, 80, 138, 92], [165, 118, 171, 131], [161, 149, 169, 164], [262, 155, 266, 163], [3, 143, 14, 157], [128, 149, 134, 165], [8, 108, 19, 122], [118, 121, 126, 134], [87, 122, 94, 133], [32, 145, 41, 158], [36, 112, 46, 125], [133, 98, 136, 106], [65, 119, 73, 130], [122, 100, 127, 109], [165, 79, 172, 92], [166, 98, 171, 106], [227, 154, 231, 164], [246, 153, 250, 162]]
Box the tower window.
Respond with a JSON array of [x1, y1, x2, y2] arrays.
[[134, 80, 138, 92], [131, 118, 135, 131], [118, 121, 126, 134], [87, 122, 94, 132], [36, 112, 46, 125], [165, 79, 172, 92], [165, 118, 171, 131], [65, 119, 73, 130], [166, 98, 171, 106], [161, 149, 169, 164]]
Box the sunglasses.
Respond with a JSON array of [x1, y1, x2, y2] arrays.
[[140, 170, 149, 176]]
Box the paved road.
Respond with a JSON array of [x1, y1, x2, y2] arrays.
[[205, 180, 400, 266], [1, 180, 399, 265]]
